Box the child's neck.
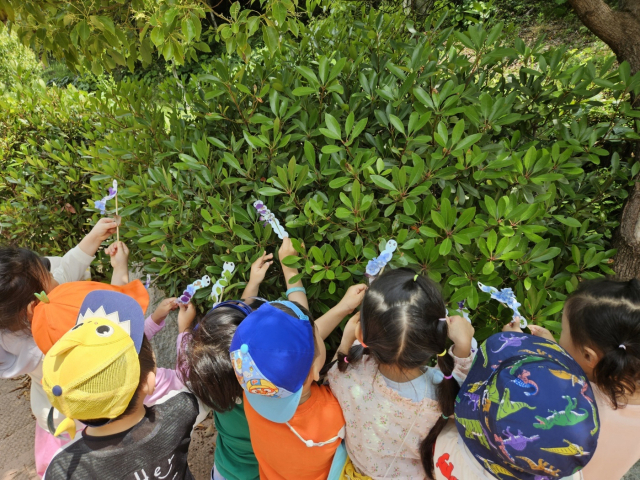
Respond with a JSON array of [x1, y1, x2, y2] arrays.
[[378, 364, 424, 383], [85, 403, 146, 437]]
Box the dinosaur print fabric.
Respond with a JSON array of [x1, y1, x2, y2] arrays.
[[451, 332, 600, 480]]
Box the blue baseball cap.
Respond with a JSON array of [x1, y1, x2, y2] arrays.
[[76, 290, 146, 353], [455, 332, 600, 480], [229, 301, 314, 423]]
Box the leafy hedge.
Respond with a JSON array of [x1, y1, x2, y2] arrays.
[[2, 5, 640, 346], [0, 29, 41, 88]]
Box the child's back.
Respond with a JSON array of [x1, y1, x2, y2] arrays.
[[327, 269, 475, 479], [243, 383, 344, 479], [541, 278, 640, 480], [581, 387, 640, 480], [432, 332, 600, 480], [230, 301, 346, 480], [42, 290, 208, 480], [45, 390, 201, 480]]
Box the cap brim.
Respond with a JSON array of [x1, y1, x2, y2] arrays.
[[245, 387, 302, 423]]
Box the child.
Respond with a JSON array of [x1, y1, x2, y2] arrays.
[[327, 268, 475, 479], [430, 332, 600, 480], [179, 237, 366, 480], [230, 299, 356, 480], [514, 278, 640, 480], [42, 290, 208, 479]]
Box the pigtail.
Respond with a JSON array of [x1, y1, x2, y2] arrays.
[[419, 321, 460, 478], [592, 343, 640, 409], [336, 344, 370, 372]]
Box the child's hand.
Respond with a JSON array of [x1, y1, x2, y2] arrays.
[[528, 324, 556, 342], [447, 315, 475, 358], [249, 251, 274, 285], [279, 237, 298, 263], [106, 241, 129, 270], [151, 298, 178, 324], [178, 303, 197, 333], [337, 284, 368, 314], [502, 318, 524, 333], [89, 218, 119, 242], [78, 217, 119, 256], [338, 312, 361, 354]]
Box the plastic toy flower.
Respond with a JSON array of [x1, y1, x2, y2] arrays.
[[365, 239, 398, 282], [176, 274, 212, 305], [253, 200, 288, 239], [95, 180, 118, 214], [210, 262, 236, 304], [478, 282, 526, 328]]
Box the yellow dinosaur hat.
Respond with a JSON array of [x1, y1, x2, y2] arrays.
[[42, 291, 145, 438]]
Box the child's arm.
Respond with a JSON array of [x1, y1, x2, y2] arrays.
[[315, 284, 367, 340], [144, 303, 195, 406], [50, 218, 118, 284], [241, 251, 274, 299], [278, 237, 308, 310], [77, 217, 118, 257], [144, 298, 178, 339], [447, 315, 476, 380], [105, 241, 129, 286], [334, 312, 360, 359]]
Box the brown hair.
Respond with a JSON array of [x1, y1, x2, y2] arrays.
[[565, 278, 640, 409], [0, 246, 51, 333]]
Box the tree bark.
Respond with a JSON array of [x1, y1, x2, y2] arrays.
[[568, 0, 640, 279]]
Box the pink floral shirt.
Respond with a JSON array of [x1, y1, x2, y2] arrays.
[[327, 346, 474, 479]]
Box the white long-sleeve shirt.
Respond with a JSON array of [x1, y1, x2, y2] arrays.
[[0, 245, 95, 430]]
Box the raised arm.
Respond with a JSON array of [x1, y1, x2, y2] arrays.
[[315, 284, 367, 340], [241, 251, 274, 299], [279, 237, 309, 310]]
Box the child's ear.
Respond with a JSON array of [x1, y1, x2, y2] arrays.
[[582, 346, 601, 370], [26, 300, 36, 322]]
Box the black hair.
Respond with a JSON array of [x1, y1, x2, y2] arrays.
[[564, 278, 640, 409], [334, 268, 458, 478], [178, 305, 248, 412], [85, 335, 156, 424], [0, 246, 52, 333]]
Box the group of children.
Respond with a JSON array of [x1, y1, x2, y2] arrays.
[[0, 217, 639, 480]]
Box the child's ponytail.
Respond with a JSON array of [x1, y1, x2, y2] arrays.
[[420, 322, 461, 477], [565, 278, 640, 408], [336, 343, 370, 372]]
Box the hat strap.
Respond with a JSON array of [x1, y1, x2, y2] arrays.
[[270, 300, 309, 320], [286, 422, 345, 447]]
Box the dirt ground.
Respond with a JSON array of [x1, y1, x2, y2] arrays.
[[0, 377, 215, 480]]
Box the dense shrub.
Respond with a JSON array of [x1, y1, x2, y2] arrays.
[[0, 29, 41, 88], [2, 5, 640, 346]]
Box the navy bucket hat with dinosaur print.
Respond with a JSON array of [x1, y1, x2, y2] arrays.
[[455, 332, 600, 480]]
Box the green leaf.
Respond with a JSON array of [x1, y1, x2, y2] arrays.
[[258, 187, 284, 196], [181, 17, 197, 42], [389, 114, 405, 136], [370, 175, 396, 191], [150, 27, 164, 47], [325, 114, 342, 139], [292, 86, 317, 96]]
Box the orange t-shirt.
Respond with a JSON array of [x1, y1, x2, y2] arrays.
[[244, 383, 345, 480]]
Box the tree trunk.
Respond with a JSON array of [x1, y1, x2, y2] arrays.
[[613, 182, 640, 280], [568, 0, 640, 279]]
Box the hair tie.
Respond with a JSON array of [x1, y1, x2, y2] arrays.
[[413, 274, 419, 281], [361, 342, 367, 348], [438, 317, 447, 322], [344, 356, 349, 363], [619, 344, 627, 350], [437, 349, 447, 357], [34, 291, 50, 304], [443, 374, 453, 380], [442, 413, 454, 420]]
